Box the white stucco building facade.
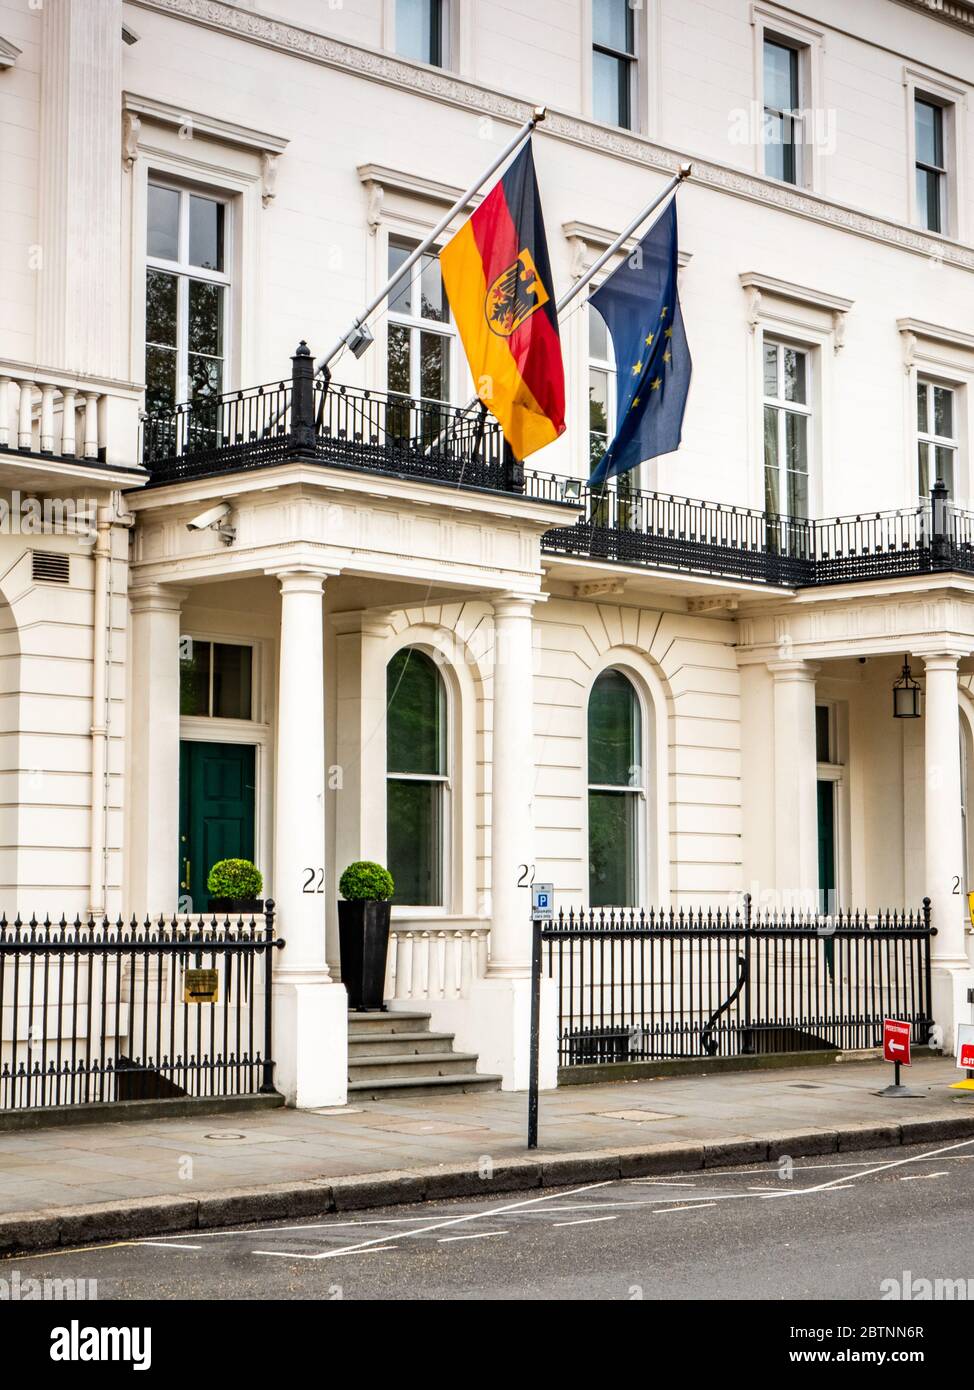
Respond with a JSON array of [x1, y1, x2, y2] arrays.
[[2, 0, 974, 1105]]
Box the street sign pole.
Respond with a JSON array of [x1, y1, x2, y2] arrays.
[[527, 883, 553, 1150]]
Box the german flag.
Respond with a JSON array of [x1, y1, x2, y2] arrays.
[[440, 140, 565, 460]]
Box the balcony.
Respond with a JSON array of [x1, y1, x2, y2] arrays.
[[0, 359, 145, 489], [138, 347, 974, 592]]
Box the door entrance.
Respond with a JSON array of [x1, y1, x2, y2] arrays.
[[179, 741, 256, 910], [816, 779, 836, 914]]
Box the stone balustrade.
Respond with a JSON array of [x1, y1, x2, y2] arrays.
[[385, 923, 489, 1002], [0, 361, 141, 468]]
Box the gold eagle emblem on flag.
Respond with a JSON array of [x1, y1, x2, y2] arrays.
[[484, 247, 550, 338]]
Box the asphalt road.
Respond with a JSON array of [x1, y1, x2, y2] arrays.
[[9, 1139, 974, 1301]]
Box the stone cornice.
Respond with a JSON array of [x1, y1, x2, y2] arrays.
[[0, 35, 21, 68], [131, 0, 974, 272], [894, 0, 974, 35]]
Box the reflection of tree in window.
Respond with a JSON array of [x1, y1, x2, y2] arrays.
[[588, 670, 641, 907], [386, 649, 446, 906]]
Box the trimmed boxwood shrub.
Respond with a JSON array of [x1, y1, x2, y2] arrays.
[[339, 861, 394, 902], [207, 858, 263, 899]]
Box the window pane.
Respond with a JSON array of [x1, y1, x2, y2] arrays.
[[589, 369, 609, 435], [387, 648, 443, 774], [915, 99, 943, 168], [918, 441, 930, 498], [917, 381, 928, 434], [147, 184, 179, 260], [763, 405, 779, 471], [763, 343, 779, 399], [387, 779, 442, 905], [388, 241, 413, 316], [589, 790, 636, 907], [388, 323, 411, 397], [816, 706, 831, 763], [188, 279, 224, 358], [764, 113, 789, 182], [783, 348, 807, 404], [180, 639, 211, 716], [146, 269, 178, 347], [396, 0, 436, 63], [593, 49, 624, 127], [420, 330, 450, 402], [933, 386, 953, 439], [588, 669, 639, 786], [188, 196, 224, 272], [189, 353, 223, 401], [917, 166, 942, 232], [785, 411, 808, 473], [593, 0, 633, 53], [212, 643, 252, 720], [145, 346, 177, 415], [590, 306, 610, 361], [420, 254, 447, 323], [764, 40, 797, 112], [936, 445, 955, 494], [787, 463, 809, 517]]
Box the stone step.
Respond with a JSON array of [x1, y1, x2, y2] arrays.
[[346, 1009, 432, 1037], [347, 1051, 482, 1083], [348, 1030, 456, 1058], [346, 1072, 502, 1101]]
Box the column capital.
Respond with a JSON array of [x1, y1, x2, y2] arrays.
[[491, 591, 546, 620], [129, 583, 188, 615], [267, 566, 338, 596], [766, 658, 820, 682], [920, 650, 966, 673]]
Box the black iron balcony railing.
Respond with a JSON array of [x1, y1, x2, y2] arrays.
[[138, 343, 974, 591]]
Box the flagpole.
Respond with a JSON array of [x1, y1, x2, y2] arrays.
[[554, 161, 692, 315], [314, 106, 548, 376]]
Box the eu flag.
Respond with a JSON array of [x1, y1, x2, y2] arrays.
[[588, 198, 691, 486]]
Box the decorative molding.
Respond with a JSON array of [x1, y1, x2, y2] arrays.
[[121, 91, 288, 185], [130, 0, 974, 273], [573, 579, 626, 598], [897, 317, 974, 355], [894, 0, 974, 34], [739, 272, 854, 352], [687, 596, 738, 614], [357, 163, 483, 234], [0, 35, 22, 68], [562, 219, 693, 279]]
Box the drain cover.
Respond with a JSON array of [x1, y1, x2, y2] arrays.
[[203, 1131, 247, 1142], [788, 1083, 824, 1089]]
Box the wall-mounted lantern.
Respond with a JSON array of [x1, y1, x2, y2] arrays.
[[892, 656, 922, 719]]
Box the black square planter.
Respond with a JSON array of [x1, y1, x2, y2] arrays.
[[338, 900, 392, 1010]]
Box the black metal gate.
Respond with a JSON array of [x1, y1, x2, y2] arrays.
[[0, 903, 283, 1111]]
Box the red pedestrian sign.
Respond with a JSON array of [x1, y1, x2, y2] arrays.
[[883, 1018, 912, 1067], [961, 1040, 974, 1070]]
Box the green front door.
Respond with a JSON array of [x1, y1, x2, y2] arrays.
[[817, 779, 836, 914], [179, 741, 256, 909]]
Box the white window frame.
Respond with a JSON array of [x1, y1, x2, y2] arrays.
[[904, 67, 966, 242], [385, 647, 452, 912], [750, 5, 824, 191], [914, 95, 948, 236], [762, 336, 814, 520], [762, 33, 804, 186], [586, 666, 647, 910], [386, 235, 456, 407], [386, 0, 452, 69], [145, 179, 232, 409], [582, 0, 658, 137], [178, 633, 259, 724], [814, 698, 848, 914], [917, 376, 959, 500], [589, 303, 617, 470]]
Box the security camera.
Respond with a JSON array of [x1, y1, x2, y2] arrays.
[[186, 501, 235, 545], [187, 502, 231, 531]]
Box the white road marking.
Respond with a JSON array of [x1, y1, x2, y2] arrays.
[[254, 1244, 399, 1258], [898, 1170, 949, 1181], [759, 1136, 974, 1199], [138, 1241, 202, 1251], [654, 1202, 717, 1215], [552, 1216, 617, 1228], [252, 1181, 614, 1262], [437, 1231, 508, 1243]]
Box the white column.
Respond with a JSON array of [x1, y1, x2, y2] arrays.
[[88, 504, 112, 917], [60, 388, 77, 456], [269, 568, 347, 1107], [922, 652, 974, 1049], [469, 593, 557, 1091], [127, 585, 185, 915], [768, 659, 820, 911]]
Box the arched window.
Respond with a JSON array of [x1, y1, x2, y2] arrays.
[[386, 648, 446, 906], [588, 669, 641, 907]]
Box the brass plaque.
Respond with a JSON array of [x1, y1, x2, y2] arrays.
[[184, 968, 219, 1004]]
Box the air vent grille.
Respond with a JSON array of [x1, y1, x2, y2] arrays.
[[31, 551, 70, 584]]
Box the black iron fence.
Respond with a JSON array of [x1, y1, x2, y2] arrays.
[[0, 904, 283, 1111], [539, 898, 934, 1068]]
